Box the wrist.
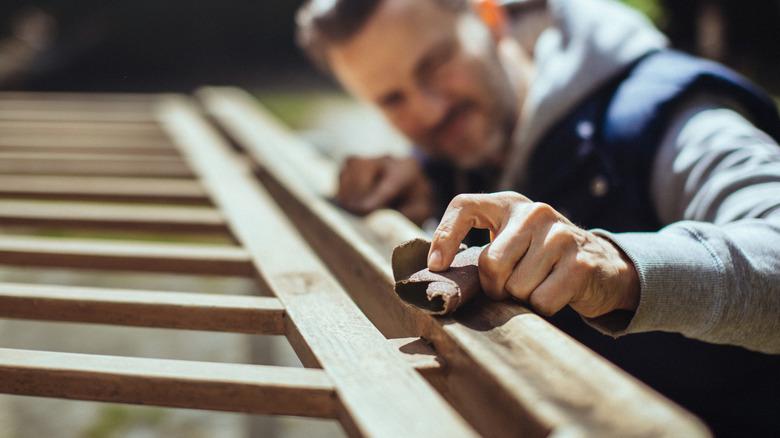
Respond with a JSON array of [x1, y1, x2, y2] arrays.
[[615, 245, 640, 312]]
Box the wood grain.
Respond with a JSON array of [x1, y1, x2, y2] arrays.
[[0, 175, 210, 204], [0, 348, 337, 418], [0, 152, 192, 178], [0, 282, 284, 334], [0, 200, 227, 233], [160, 96, 476, 438], [200, 87, 710, 438], [0, 235, 254, 276]]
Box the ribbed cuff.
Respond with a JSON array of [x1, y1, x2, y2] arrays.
[[584, 227, 726, 338]]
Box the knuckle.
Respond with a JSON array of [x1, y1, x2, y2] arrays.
[[449, 193, 478, 209], [529, 293, 557, 316], [547, 223, 574, 248], [432, 228, 452, 243], [505, 278, 529, 301], [478, 249, 502, 279], [578, 253, 599, 271], [496, 190, 530, 204], [479, 272, 507, 300], [527, 202, 557, 221], [571, 255, 596, 276]]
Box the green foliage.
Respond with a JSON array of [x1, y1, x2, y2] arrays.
[[254, 89, 352, 130], [619, 0, 664, 25], [81, 406, 165, 438]]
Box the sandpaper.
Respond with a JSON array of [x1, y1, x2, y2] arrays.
[[391, 238, 482, 315]]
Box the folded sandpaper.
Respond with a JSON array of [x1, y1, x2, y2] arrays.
[[391, 238, 482, 315]]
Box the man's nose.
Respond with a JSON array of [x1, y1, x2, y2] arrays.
[[410, 88, 448, 130]]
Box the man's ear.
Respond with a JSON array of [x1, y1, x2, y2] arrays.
[[473, 0, 508, 40]]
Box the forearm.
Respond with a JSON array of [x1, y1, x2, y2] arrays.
[[585, 94, 780, 353], [590, 218, 780, 354]]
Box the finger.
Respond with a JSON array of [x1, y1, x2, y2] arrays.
[[504, 222, 567, 301], [527, 263, 582, 317], [398, 195, 433, 226], [358, 164, 410, 213], [337, 158, 382, 212], [428, 193, 505, 271], [337, 158, 365, 207], [477, 217, 533, 299], [336, 159, 356, 204]]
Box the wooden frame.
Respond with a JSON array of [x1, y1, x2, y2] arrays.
[[0, 90, 710, 437]]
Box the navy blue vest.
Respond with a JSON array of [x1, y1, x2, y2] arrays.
[[423, 49, 780, 436], [527, 50, 780, 437], [523, 49, 780, 232]]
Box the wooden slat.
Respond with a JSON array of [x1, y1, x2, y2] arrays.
[[0, 282, 283, 334], [0, 120, 164, 135], [0, 144, 179, 156], [0, 133, 167, 144], [0, 348, 337, 418], [0, 132, 167, 144], [387, 337, 443, 378], [0, 93, 159, 122], [0, 110, 157, 123], [159, 97, 476, 438], [0, 91, 159, 102], [0, 137, 174, 149], [0, 235, 254, 276], [0, 153, 192, 178], [200, 87, 710, 437], [0, 200, 226, 233], [0, 123, 165, 140], [0, 175, 210, 204]]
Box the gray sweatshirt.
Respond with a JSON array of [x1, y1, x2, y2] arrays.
[[502, 0, 780, 354]]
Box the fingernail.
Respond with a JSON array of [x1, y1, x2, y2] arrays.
[[428, 249, 442, 270]]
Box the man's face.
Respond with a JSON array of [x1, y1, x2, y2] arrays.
[[328, 0, 519, 169]]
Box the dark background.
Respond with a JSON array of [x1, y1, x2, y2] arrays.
[[0, 0, 778, 94]]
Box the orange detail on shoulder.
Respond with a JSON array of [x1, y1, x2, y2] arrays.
[[474, 0, 507, 35]]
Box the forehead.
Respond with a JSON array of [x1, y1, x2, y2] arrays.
[[328, 0, 461, 100]]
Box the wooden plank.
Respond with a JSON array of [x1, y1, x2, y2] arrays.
[[0, 235, 254, 276], [0, 153, 192, 178], [199, 87, 710, 437], [0, 144, 179, 156], [0, 130, 166, 143], [0, 137, 174, 149], [0, 282, 284, 334], [0, 175, 210, 204], [0, 120, 164, 135], [0, 348, 337, 418], [0, 91, 159, 103], [0, 94, 159, 122], [0, 200, 226, 233], [0, 110, 157, 123], [159, 97, 476, 438], [198, 87, 412, 260], [0, 133, 167, 144], [387, 337, 443, 378]]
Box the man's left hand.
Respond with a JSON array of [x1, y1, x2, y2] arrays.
[[427, 192, 640, 318]]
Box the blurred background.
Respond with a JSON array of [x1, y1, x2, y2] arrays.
[[3, 0, 776, 157], [0, 1, 778, 437], [1, 0, 778, 149], [1, 0, 779, 94]]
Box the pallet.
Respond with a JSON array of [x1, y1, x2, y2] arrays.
[[0, 89, 710, 437]]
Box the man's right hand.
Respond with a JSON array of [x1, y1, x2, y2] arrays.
[[336, 155, 435, 226]]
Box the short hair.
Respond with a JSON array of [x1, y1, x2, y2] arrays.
[[296, 0, 468, 71]]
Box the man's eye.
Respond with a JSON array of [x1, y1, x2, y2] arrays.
[[417, 42, 458, 82], [380, 92, 404, 109], [430, 48, 455, 70]]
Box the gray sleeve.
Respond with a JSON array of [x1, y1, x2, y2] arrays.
[[586, 94, 780, 354]]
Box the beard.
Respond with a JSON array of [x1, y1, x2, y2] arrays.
[[417, 94, 516, 170]]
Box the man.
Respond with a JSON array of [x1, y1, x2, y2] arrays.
[[296, 0, 780, 434]]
